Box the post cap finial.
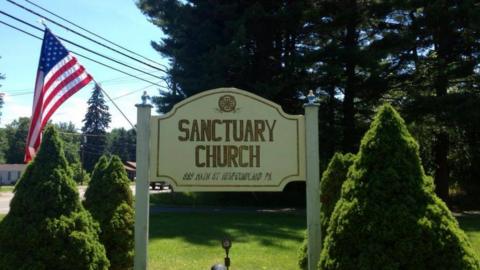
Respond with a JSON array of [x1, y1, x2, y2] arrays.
[[142, 91, 150, 104], [307, 90, 316, 104], [136, 91, 153, 107]]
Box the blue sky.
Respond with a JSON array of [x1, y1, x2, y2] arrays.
[[0, 0, 167, 129]]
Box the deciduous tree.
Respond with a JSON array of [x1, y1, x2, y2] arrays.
[[0, 58, 5, 124], [4, 117, 30, 163], [108, 128, 136, 162]]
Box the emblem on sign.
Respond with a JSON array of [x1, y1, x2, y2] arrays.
[[218, 95, 236, 112]]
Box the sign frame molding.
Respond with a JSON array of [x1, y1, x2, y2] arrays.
[[149, 87, 306, 192]]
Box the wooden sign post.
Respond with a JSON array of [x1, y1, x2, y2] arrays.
[[134, 88, 320, 270], [305, 103, 321, 270], [134, 102, 152, 270]]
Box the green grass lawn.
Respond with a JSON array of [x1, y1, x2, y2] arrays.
[[149, 212, 305, 270], [0, 211, 478, 269], [457, 215, 480, 256], [148, 212, 480, 270], [0, 185, 14, 193]]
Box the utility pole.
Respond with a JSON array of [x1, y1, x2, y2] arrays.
[[80, 134, 86, 185]]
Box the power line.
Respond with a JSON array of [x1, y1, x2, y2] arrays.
[[110, 83, 159, 101], [7, 0, 168, 74], [3, 89, 31, 94], [58, 131, 108, 137], [94, 81, 136, 130], [7, 92, 32, 97], [58, 131, 136, 138], [4, 83, 157, 100], [1, 19, 156, 129], [4, 72, 161, 95], [0, 10, 165, 84], [2, 87, 31, 93], [0, 10, 167, 83], [24, 0, 168, 71], [0, 19, 167, 88], [99, 71, 163, 85]]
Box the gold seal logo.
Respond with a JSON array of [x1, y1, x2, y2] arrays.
[[218, 95, 236, 112]]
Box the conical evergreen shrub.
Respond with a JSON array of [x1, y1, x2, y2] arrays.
[[0, 126, 109, 270], [319, 104, 480, 269], [84, 155, 134, 270], [298, 153, 355, 269]]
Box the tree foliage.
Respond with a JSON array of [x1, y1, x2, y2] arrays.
[[0, 126, 109, 270], [137, 0, 310, 114], [4, 117, 30, 164], [84, 155, 134, 270], [298, 152, 355, 270], [55, 122, 81, 164], [318, 104, 480, 269], [0, 128, 7, 163], [302, 1, 405, 153], [386, 0, 480, 203], [71, 161, 91, 185], [137, 0, 480, 204], [108, 128, 136, 162], [53, 122, 90, 185], [0, 58, 5, 124], [82, 84, 111, 172], [0, 92, 4, 125]]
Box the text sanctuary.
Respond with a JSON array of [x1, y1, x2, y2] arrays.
[[178, 119, 276, 142], [177, 119, 277, 168]]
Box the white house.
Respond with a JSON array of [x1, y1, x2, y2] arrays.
[[0, 164, 26, 185]]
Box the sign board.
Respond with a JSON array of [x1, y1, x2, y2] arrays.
[[149, 87, 306, 191]]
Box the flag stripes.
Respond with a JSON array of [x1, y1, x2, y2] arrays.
[[25, 28, 92, 163]]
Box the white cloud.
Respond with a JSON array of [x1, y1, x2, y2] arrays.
[[0, 92, 140, 130], [0, 98, 31, 126], [49, 96, 88, 129]]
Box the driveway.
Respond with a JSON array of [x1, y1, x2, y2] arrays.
[[0, 192, 14, 214], [0, 185, 147, 214]]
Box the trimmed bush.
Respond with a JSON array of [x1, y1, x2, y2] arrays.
[[298, 231, 308, 270], [298, 153, 355, 270], [71, 161, 91, 185], [84, 155, 134, 270], [0, 126, 109, 270], [319, 104, 480, 269]]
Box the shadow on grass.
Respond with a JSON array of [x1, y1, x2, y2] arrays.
[[150, 182, 307, 208], [149, 212, 305, 249], [457, 214, 480, 233]]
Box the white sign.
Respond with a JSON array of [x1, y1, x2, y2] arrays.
[[149, 88, 306, 191]]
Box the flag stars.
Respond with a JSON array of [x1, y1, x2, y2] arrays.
[[40, 31, 68, 72]]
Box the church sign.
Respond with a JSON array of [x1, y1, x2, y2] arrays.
[[135, 87, 321, 270], [149, 88, 306, 191]]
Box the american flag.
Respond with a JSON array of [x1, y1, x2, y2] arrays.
[[25, 28, 93, 163]]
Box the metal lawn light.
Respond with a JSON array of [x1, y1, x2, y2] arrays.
[[211, 264, 227, 270], [222, 238, 232, 270]]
